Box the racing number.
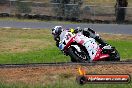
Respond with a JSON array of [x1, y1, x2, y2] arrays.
[[66, 33, 72, 40]]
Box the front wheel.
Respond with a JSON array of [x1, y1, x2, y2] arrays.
[[68, 46, 90, 62]]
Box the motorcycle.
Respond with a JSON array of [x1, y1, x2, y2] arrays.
[[58, 29, 120, 62]]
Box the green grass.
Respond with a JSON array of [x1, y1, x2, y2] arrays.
[[0, 17, 41, 22], [0, 28, 132, 88], [0, 28, 132, 64], [0, 47, 70, 64], [36, 80, 132, 88], [0, 79, 132, 88], [0, 17, 78, 24], [108, 40, 132, 59], [0, 40, 131, 64]]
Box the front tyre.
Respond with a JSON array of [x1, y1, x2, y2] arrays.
[[68, 46, 90, 62], [68, 47, 78, 62]]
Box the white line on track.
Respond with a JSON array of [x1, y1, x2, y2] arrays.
[[22, 28, 31, 29], [2, 27, 12, 29], [0, 27, 32, 30]]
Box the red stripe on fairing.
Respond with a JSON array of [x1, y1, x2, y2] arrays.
[[64, 37, 75, 50], [93, 48, 109, 61], [100, 54, 109, 59], [78, 40, 85, 45]]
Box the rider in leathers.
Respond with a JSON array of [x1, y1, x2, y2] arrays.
[[52, 26, 108, 48]]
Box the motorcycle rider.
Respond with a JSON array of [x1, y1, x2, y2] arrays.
[[51, 26, 108, 48], [75, 27, 109, 47], [52, 26, 75, 48], [52, 26, 63, 47]]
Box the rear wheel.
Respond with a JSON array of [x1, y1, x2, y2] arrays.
[[110, 48, 120, 61], [105, 48, 120, 61]]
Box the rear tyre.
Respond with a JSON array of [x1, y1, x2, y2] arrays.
[[108, 48, 120, 61], [111, 48, 120, 61]]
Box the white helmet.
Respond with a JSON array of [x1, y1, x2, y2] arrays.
[[75, 27, 82, 33], [52, 26, 63, 35]]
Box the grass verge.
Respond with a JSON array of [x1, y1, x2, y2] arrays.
[[0, 28, 132, 64], [0, 78, 132, 88], [0, 17, 78, 24]]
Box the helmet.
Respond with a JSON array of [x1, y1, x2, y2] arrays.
[[52, 26, 63, 35], [74, 27, 82, 33]]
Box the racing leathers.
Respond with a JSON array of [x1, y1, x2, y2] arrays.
[[82, 28, 108, 47], [53, 28, 108, 48]]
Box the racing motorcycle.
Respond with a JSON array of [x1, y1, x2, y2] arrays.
[[58, 29, 120, 62]]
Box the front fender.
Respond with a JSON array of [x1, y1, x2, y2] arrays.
[[71, 45, 81, 52]]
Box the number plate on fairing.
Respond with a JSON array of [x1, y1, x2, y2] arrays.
[[59, 32, 74, 50]]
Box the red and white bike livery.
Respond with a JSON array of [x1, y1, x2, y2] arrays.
[[59, 30, 120, 62]]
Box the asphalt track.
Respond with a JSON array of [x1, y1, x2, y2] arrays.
[[0, 21, 132, 34]]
